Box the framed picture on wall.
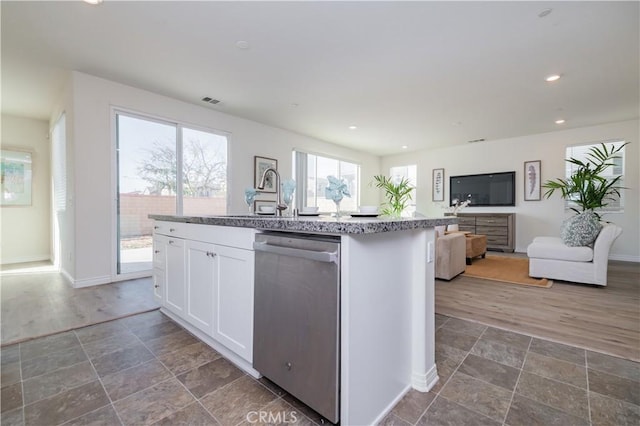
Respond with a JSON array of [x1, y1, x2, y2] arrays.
[[254, 156, 278, 193], [524, 160, 541, 201], [432, 168, 445, 202], [1, 149, 33, 206]]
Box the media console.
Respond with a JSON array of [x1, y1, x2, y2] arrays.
[[454, 213, 515, 252]]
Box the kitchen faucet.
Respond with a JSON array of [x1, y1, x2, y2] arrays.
[[258, 167, 288, 216]]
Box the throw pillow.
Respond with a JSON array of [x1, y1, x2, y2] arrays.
[[560, 210, 603, 247]]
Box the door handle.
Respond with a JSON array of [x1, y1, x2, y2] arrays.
[[253, 241, 338, 264]]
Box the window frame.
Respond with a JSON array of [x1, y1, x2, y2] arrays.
[[113, 108, 230, 216], [111, 107, 230, 280], [293, 149, 361, 212], [389, 164, 417, 216], [564, 139, 626, 214]]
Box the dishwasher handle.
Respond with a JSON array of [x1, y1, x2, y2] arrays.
[[253, 241, 339, 264]]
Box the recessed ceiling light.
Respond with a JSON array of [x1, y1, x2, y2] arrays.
[[83, 0, 103, 4], [401, 145, 408, 149], [545, 74, 561, 82], [538, 8, 553, 18], [235, 40, 250, 50], [555, 119, 566, 124], [348, 125, 357, 130]]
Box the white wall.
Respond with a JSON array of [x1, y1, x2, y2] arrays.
[[381, 119, 640, 261], [0, 115, 51, 264], [63, 71, 381, 285]]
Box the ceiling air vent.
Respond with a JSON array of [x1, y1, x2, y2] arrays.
[[467, 138, 486, 143], [201, 97, 221, 105]]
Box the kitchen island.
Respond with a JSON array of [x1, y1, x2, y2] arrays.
[[149, 214, 455, 425]]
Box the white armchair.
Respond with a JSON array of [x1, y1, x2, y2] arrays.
[[527, 223, 622, 286]]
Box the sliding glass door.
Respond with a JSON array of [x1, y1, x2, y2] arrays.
[[116, 114, 177, 275], [115, 112, 228, 278]]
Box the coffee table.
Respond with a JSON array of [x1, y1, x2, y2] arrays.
[[465, 234, 487, 265]]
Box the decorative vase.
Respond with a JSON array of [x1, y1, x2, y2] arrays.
[[333, 199, 342, 218], [283, 192, 293, 217], [244, 188, 257, 215]]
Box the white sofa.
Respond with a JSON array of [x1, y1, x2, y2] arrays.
[[527, 223, 622, 286]]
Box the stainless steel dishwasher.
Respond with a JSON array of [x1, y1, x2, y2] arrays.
[[253, 232, 340, 424]]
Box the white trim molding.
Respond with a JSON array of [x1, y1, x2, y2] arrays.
[[0, 254, 51, 265]]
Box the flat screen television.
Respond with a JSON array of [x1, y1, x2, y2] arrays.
[[450, 171, 515, 207]]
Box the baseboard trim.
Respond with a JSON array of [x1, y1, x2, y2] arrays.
[[609, 254, 640, 263], [412, 363, 439, 392], [60, 268, 74, 285], [71, 275, 112, 288], [370, 384, 411, 426], [0, 254, 51, 265]]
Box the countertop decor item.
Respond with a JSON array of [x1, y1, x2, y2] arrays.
[[373, 175, 414, 218], [325, 176, 351, 218], [254, 200, 276, 214], [244, 188, 258, 214], [448, 198, 471, 216], [282, 178, 296, 215]]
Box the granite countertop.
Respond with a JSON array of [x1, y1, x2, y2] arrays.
[[149, 214, 457, 235]]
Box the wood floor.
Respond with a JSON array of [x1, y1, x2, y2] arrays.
[[436, 258, 640, 362]]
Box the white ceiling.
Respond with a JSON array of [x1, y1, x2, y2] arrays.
[[2, 1, 638, 156]]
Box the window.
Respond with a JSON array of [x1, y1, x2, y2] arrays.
[[565, 140, 625, 212], [389, 165, 417, 215], [294, 151, 360, 212], [115, 111, 228, 275], [52, 113, 66, 213]]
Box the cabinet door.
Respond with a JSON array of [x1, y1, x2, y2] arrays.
[[152, 269, 164, 303], [164, 237, 186, 318], [212, 245, 254, 362], [185, 240, 216, 334]]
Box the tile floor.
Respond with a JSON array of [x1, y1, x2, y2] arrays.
[[0, 268, 159, 346], [1, 311, 639, 426]]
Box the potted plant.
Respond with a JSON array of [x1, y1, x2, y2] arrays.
[[372, 175, 414, 217], [543, 142, 627, 218]]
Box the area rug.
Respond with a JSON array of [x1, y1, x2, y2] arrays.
[[463, 255, 553, 288]]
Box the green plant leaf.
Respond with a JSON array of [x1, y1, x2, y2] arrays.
[[542, 142, 628, 216], [373, 175, 414, 217]]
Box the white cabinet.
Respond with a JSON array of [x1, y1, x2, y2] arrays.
[[212, 245, 254, 362], [164, 237, 186, 319], [185, 240, 216, 334], [152, 221, 255, 363], [152, 233, 186, 315]]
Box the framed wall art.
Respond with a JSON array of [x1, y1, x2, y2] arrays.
[[524, 160, 541, 201], [432, 168, 445, 202], [1, 149, 33, 206], [254, 156, 278, 193]]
